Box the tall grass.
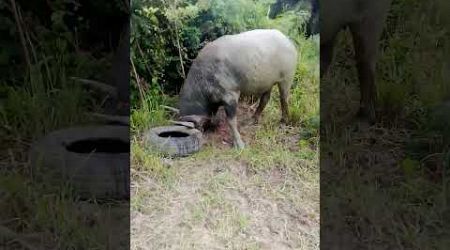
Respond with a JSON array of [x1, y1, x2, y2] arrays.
[[1, 67, 88, 140], [130, 87, 177, 133]]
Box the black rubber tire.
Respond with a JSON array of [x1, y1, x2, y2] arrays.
[[29, 126, 129, 200], [144, 126, 203, 157]]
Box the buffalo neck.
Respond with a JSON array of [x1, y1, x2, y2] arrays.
[[178, 61, 218, 117]]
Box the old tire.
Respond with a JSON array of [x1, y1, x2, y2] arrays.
[[29, 125, 129, 200], [144, 126, 203, 157]]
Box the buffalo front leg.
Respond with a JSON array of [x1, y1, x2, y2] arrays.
[[224, 100, 245, 149], [252, 90, 272, 124]]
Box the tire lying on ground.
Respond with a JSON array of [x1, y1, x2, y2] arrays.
[[29, 126, 129, 200], [144, 125, 203, 157]]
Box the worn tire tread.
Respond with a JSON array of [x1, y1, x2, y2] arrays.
[[144, 126, 203, 157]]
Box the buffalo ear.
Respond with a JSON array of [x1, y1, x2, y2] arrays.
[[179, 115, 209, 129]]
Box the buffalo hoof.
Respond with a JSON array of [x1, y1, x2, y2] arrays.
[[234, 140, 245, 150]]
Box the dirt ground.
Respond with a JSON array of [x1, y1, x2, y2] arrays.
[[131, 104, 320, 250]]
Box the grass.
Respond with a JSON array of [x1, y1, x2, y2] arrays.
[[321, 0, 450, 248], [130, 29, 319, 249], [1, 66, 88, 139]]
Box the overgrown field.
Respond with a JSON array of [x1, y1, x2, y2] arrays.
[[130, 0, 320, 249], [321, 0, 450, 248]]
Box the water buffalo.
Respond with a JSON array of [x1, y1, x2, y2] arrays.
[[177, 29, 298, 149], [320, 0, 392, 123]]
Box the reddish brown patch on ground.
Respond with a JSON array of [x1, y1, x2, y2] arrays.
[[201, 102, 302, 153], [203, 103, 258, 148]]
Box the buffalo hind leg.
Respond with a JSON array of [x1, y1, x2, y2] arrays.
[[350, 19, 384, 124], [278, 79, 292, 124], [252, 90, 272, 124], [224, 99, 245, 149]]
